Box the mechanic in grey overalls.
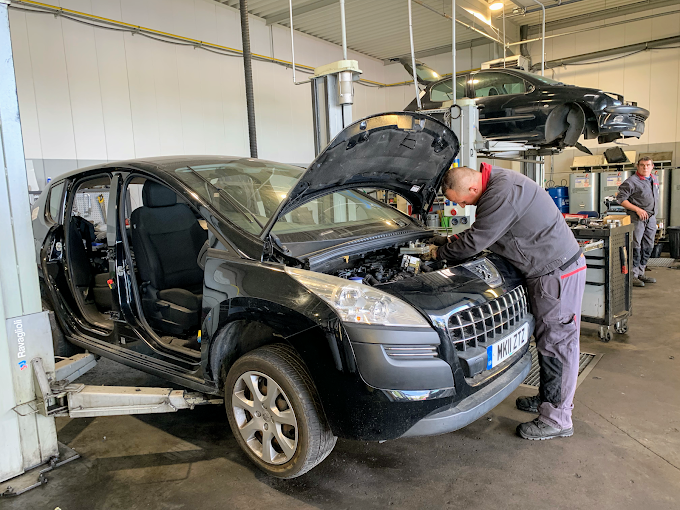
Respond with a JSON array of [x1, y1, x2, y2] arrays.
[[617, 156, 659, 287], [423, 163, 586, 440]]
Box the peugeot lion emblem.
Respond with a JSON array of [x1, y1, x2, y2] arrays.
[[462, 259, 503, 288]]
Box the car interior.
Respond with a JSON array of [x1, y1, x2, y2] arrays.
[[65, 175, 114, 330], [124, 177, 208, 352]]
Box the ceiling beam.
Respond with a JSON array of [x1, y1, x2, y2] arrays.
[[526, 0, 680, 35], [383, 37, 510, 64], [264, 0, 338, 25]]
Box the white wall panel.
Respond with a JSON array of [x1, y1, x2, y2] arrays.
[[649, 48, 679, 144], [123, 33, 161, 157], [60, 13, 108, 160], [24, 8, 77, 159], [177, 44, 209, 155], [7, 11, 43, 160], [154, 45, 185, 156], [215, 3, 243, 51], [90, 0, 135, 160], [218, 55, 249, 157], [289, 72, 315, 165]]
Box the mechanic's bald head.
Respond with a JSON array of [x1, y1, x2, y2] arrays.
[[440, 166, 484, 207]]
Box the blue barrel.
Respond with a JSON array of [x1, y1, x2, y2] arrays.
[[547, 186, 569, 214]]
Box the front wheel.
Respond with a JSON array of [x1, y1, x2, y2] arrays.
[[223, 344, 336, 478]]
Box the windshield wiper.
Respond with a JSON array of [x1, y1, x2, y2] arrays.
[[185, 165, 264, 229]]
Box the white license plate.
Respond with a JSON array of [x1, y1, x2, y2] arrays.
[[486, 322, 530, 370]]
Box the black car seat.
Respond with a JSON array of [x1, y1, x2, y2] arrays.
[[67, 215, 95, 298], [130, 181, 208, 336], [67, 215, 112, 312]]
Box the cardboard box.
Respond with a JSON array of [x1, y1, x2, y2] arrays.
[[603, 214, 631, 225]]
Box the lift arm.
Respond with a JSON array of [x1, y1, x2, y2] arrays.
[[28, 357, 222, 419]]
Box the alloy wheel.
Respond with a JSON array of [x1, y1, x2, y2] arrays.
[[232, 370, 298, 465]]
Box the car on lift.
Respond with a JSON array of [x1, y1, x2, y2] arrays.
[[401, 60, 649, 152], [33, 112, 534, 478]]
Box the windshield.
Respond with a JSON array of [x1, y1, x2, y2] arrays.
[[174, 160, 304, 234], [173, 160, 415, 241], [272, 189, 414, 243]]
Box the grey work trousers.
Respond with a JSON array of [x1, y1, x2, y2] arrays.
[[632, 215, 657, 278], [526, 255, 586, 430]]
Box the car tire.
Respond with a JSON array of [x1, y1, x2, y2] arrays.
[[223, 344, 337, 478]]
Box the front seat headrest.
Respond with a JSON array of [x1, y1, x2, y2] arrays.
[[142, 181, 177, 208]]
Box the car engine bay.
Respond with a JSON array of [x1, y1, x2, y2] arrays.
[[324, 240, 445, 285]]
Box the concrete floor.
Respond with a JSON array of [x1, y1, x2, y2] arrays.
[[4, 269, 680, 510]]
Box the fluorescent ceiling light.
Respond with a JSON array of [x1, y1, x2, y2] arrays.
[[464, 7, 491, 26]]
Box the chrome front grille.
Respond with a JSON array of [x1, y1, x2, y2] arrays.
[[384, 345, 438, 360], [630, 113, 646, 123], [447, 286, 528, 352]]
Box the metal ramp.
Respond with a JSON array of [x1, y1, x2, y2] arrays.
[[522, 344, 602, 389]]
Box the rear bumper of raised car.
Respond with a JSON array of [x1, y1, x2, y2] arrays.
[[399, 349, 532, 438]]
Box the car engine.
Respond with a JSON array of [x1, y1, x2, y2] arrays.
[[327, 240, 443, 285]]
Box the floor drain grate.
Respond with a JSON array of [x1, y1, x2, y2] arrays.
[[646, 257, 677, 267], [522, 344, 600, 388]]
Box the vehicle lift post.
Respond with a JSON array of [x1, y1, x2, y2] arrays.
[[310, 60, 362, 156], [445, 99, 483, 224], [0, 0, 61, 488]]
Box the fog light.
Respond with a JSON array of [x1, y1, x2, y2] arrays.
[[612, 115, 625, 123]]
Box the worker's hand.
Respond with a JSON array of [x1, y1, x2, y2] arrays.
[[637, 207, 649, 220], [431, 235, 450, 246], [420, 244, 439, 261]]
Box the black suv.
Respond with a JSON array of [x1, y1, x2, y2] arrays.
[[33, 112, 534, 478]]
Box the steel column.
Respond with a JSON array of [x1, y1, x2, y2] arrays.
[[0, 0, 59, 483]]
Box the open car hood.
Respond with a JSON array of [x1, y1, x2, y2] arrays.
[[264, 112, 459, 236]]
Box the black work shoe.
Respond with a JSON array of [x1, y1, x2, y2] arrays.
[[516, 394, 541, 413], [517, 418, 574, 440], [632, 278, 645, 287], [639, 275, 656, 283]]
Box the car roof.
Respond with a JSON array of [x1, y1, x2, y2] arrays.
[[428, 67, 547, 88], [47, 155, 292, 183]]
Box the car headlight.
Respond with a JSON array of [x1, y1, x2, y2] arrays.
[[284, 267, 431, 328], [612, 115, 625, 123]]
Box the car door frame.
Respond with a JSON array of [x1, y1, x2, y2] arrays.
[[470, 70, 540, 141], [41, 169, 117, 343], [113, 169, 216, 371]]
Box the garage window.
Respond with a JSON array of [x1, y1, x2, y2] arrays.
[[46, 181, 65, 223], [430, 76, 467, 102], [472, 72, 527, 97]]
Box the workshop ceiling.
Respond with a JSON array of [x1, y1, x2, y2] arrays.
[[505, 0, 680, 35], [218, 0, 678, 61]]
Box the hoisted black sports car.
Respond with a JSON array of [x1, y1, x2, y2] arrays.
[[34, 112, 534, 478], [402, 61, 649, 152]]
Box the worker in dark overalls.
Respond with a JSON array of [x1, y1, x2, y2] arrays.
[[423, 163, 586, 440], [617, 156, 659, 287]]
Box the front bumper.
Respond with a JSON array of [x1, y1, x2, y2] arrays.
[[345, 323, 455, 393], [599, 105, 649, 138], [400, 349, 531, 438]]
